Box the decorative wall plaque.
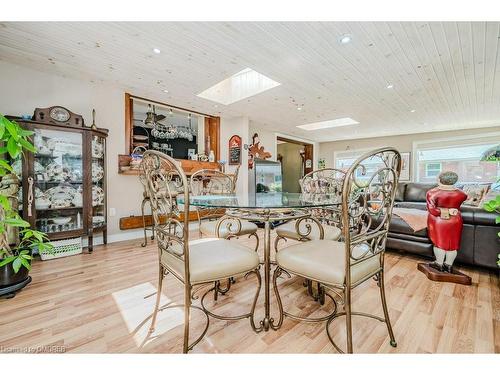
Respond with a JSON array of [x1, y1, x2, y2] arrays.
[[228, 134, 242, 165]]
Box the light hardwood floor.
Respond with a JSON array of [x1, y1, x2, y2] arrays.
[[1, 230, 499, 354]]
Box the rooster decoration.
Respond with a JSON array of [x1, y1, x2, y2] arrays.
[[248, 133, 272, 169]]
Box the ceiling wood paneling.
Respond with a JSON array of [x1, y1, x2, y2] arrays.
[[0, 22, 499, 141]]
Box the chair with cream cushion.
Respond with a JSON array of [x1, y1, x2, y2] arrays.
[[190, 168, 259, 251], [272, 147, 402, 353], [141, 151, 261, 353], [274, 168, 345, 251]]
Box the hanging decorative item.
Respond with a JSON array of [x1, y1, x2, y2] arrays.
[[149, 106, 196, 141], [248, 133, 272, 169], [228, 134, 242, 165]]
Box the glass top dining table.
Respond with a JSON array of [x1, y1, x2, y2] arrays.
[[180, 192, 342, 332], [182, 192, 342, 210]]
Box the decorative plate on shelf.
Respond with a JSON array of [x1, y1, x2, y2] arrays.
[[92, 163, 104, 183], [45, 185, 77, 201], [45, 162, 73, 182], [92, 216, 105, 225], [92, 141, 104, 158], [52, 217, 72, 225], [133, 134, 149, 141], [92, 186, 104, 206]]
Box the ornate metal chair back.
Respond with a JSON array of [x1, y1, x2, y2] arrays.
[[190, 169, 235, 195], [341, 148, 401, 274], [299, 168, 347, 226], [189, 169, 234, 222], [141, 151, 191, 277]]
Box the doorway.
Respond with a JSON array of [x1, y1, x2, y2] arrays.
[[276, 137, 314, 193]]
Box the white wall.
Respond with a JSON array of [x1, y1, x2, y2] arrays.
[[220, 116, 250, 195]]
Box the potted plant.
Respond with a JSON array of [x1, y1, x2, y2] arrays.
[[0, 113, 52, 298], [483, 194, 500, 267]]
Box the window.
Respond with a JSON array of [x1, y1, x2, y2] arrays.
[[335, 150, 389, 183], [425, 163, 442, 178], [415, 140, 500, 183]]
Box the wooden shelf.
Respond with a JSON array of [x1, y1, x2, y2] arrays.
[[118, 154, 221, 176]]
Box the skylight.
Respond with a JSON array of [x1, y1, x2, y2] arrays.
[[197, 68, 281, 105], [296, 117, 359, 131]]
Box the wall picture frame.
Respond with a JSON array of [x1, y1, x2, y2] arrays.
[[400, 152, 411, 181]]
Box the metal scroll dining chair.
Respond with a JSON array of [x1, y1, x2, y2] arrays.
[[141, 151, 261, 353], [139, 167, 155, 247], [271, 147, 402, 353], [190, 168, 259, 252], [274, 168, 345, 251]]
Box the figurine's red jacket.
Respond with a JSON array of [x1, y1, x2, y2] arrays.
[[426, 187, 467, 251]]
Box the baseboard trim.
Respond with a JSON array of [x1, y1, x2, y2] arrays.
[[86, 222, 201, 247]]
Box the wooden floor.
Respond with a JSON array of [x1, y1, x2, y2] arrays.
[[1, 230, 499, 354]]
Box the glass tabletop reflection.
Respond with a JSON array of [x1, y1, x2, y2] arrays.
[[180, 192, 341, 209]]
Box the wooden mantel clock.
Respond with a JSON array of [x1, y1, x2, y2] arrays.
[[33, 106, 85, 128]]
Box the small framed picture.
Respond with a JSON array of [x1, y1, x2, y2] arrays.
[[400, 152, 411, 181], [188, 149, 195, 159]]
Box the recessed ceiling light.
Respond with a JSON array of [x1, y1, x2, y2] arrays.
[[297, 117, 359, 131], [213, 104, 218, 108], [197, 68, 281, 105], [297, 106, 303, 111], [162, 89, 169, 93], [410, 109, 416, 113], [339, 34, 352, 45], [153, 48, 161, 54], [386, 84, 394, 89]]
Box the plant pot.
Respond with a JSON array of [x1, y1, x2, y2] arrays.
[[0, 260, 30, 288]]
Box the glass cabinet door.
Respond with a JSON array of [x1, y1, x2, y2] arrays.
[[91, 135, 106, 230], [32, 127, 84, 236]]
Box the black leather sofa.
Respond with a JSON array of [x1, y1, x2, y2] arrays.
[[383, 182, 499, 269]]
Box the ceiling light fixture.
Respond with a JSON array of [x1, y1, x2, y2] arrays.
[[162, 89, 169, 93], [386, 84, 394, 89], [297, 106, 303, 111], [339, 34, 352, 45], [410, 109, 416, 113], [297, 117, 359, 131], [153, 48, 161, 54]]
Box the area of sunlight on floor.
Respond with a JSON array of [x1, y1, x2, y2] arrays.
[[111, 282, 184, 347]]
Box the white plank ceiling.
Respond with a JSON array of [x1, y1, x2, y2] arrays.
[[1, 22, 500, 142]]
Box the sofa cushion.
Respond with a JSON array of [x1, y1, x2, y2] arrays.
[[404, 183, 437, 202], [388, 231, 432, 243], [395, 183, 406, 202], [395, 198, 475, 224], [395, 201, 427, 210], [473, 210, 498, 226]]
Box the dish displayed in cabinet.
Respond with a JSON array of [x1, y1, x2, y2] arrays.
[[92, 138, 104, 158], [92, 162, 104, 183], [92, 215, 105, 226], [35, 184, 83, 209], [92, 186, 104, 206]]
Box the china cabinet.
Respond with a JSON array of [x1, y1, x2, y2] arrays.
[[8, 114, 108, 252]]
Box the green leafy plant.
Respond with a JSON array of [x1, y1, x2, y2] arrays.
[[483, 194, 500, 266], [0, 113, 53, 273]]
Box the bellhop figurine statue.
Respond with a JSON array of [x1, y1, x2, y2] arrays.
[[418, 171, 472, 285]]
